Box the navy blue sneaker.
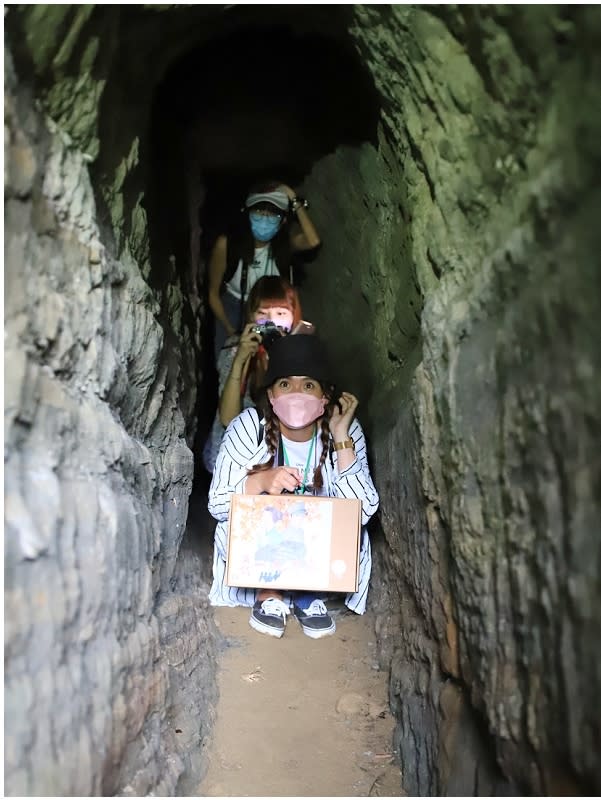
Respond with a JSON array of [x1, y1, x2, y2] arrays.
[[249, 597, 289, 638], [293, 599, 336, 639]]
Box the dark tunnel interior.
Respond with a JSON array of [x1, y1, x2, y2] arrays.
[[144, 21, 383, 474], [146, 22, 381, 270]]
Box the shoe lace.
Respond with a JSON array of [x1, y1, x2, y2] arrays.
[[304, 599, 328, 617], [261, 597, 289, 617]]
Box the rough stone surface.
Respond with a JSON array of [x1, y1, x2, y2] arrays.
[[4, 40, 214, 796], [302, 5, 601, 795]]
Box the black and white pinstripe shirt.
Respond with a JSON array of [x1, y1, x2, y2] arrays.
[[208, 407, 379, 526]]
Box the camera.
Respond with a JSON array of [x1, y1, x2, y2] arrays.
[[251, 321, 286, 347]]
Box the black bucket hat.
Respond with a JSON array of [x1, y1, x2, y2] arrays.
[[263, 334, 331, 388]]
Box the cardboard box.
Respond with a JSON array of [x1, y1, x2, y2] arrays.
[[226, 494, 362, 593]]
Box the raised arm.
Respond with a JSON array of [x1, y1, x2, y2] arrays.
[[218, 324, 261, 426], [333, 418, 379, 525], [279, 183, 321, 252], [207, 235, 236, 338], [328, 391, 379, 526]]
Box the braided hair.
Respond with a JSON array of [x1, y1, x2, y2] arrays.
[[247, 381, 337, 491]]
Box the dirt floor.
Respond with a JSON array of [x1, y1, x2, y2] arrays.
[[197, 601, 403, 798]]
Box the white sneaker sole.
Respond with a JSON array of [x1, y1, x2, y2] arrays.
[[249, 613, 285, 638], [298, 620, 336, 639]]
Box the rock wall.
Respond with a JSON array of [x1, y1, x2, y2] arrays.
[[4, 30, 216, 796], [302, 5, 601, 795]]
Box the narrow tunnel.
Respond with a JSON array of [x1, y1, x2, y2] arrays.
[[4, 5, 601, 797], [144, 15, 384, 444]]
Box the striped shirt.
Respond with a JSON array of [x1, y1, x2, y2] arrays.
[[202, 337, 255, 473], [207, 407, 379, 614]]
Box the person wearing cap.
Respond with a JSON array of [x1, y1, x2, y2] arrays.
[[207, 334, 379, 639], [207, 180, 320, 359]]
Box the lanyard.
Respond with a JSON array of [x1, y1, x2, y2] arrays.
[[280, 429, 316, 495]]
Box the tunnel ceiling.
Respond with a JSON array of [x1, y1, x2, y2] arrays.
[[159, 22, 381, 170], [7, 5, 377, 162], [149, 19, 381, 256]]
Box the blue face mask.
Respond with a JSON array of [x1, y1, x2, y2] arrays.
[[249, 212, 281, 242]]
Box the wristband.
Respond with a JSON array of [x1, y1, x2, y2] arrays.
[[291, 196, 309, 212], [333, 438, 354, 452]]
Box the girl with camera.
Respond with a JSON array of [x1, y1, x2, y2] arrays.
[[202, 275, 303, 473], [207, 181, 320, 359], [208, 334, 379, 639]]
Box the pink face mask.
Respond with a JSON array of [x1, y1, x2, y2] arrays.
[[270, 393, 327, 429]]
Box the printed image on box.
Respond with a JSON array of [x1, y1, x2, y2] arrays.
[[226, 494, 361, 593]]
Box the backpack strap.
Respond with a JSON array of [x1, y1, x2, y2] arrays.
[[223, 238, 238, 285], [238, 260, 249, 330], [223, 238, 248, 333]]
